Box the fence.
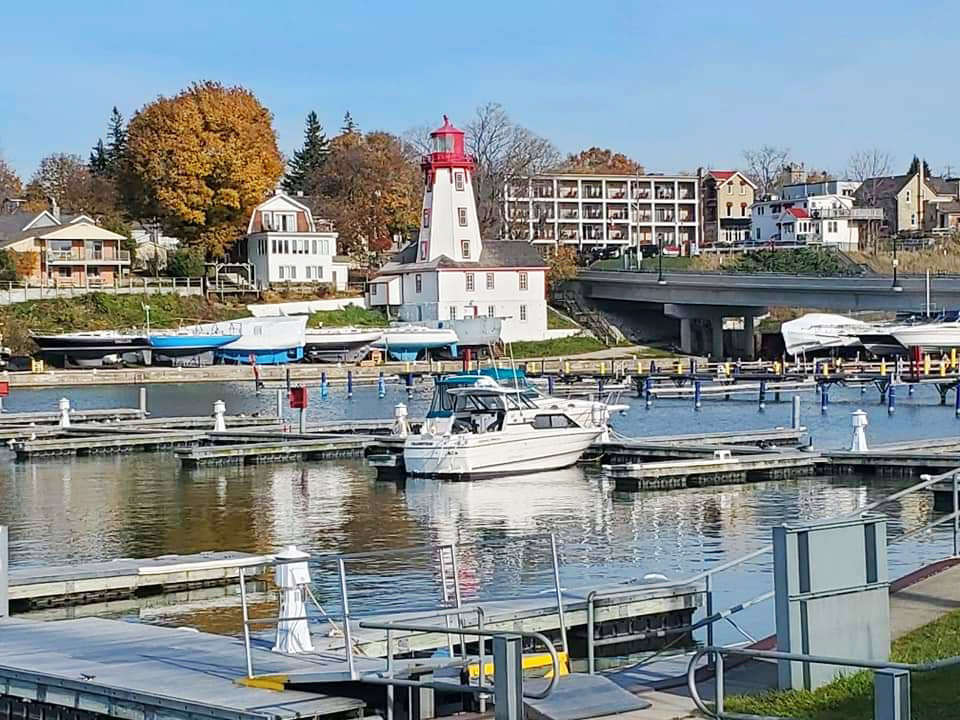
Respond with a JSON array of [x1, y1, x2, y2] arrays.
[[0, 277, 229, 304]]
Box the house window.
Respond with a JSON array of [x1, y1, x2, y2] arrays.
[[420, 242, 428, 259], [486, 272, 494, 289], [487, 305, 495, 318], [279, 266, 285, 280], [283, 239, 289, 254], [278, 213, 296, 232], [727, 185, 734, 194], [519, 271, 528, 290], [465, 272, 474, 291], [289, 266, 297, 279], [415, 274, 422, 293], [316, 266, 324, 278], [458, 207, 467, 226], [371, 284, 378, 296], [306, 267, 312, 279], [417, 307, 423, 322], [461, 240, 470, 258], [450, 306, 457, 320], [455, 172, 464, 191], [57, 266, 71, 278], [906, 190, 912, 203], [740, 203, 747, 216], [261, 211, 273, 230], [519, 304, 527, 321], [740, 184, 746, 195], [311, 239, 317, 254], [423, 209, 430, 227], [756, 228, 761, 240], [320, 238, 330, 254], [271, 238, 278, 253]]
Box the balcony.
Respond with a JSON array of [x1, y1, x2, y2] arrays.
[[46, 248, 131, 264], [606, 182, 627, 199], [558, 204, 580, 220], [531, 184, 555, 199], [654, 183, 675, 200], [678, 183, 696, 200], [631, 183, 652, 200], [608, 223, 629, 241], [559, 225, 580, 241], [533, 203, 555, 221], [583, 183, 603, 199], [583, 223, 603, 241], [606, 204, 629, 220], [654, 209, 676, 223], [583, 204, 603, 220], [809, 207, 884, 220], [558, 182, 579, 199], [532, 225, 557, 240], [678, 208, 697, 223]]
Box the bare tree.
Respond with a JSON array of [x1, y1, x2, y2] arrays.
[[742, 145, 791, 196], [848, 148, 892, 251]]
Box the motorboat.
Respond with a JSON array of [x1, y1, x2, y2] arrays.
[[891, 312, 960, 351], [374, 324, 459, 361], [780, 314, 868, 356], [304, 327, 383, 363], [404, 378, 603, 478], [148, 324, 242, 357], [216, 316, 308, 365], [31, 330, 149, 362]]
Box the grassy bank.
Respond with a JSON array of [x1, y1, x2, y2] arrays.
[[0, 293, 247, 354], [726, 607, 960, 719], [547, 307, 579, 330], [307, 305, 387, 328]]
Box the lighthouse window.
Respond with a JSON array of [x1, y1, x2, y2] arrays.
[[465, 273, 475, 291], [520, 304, 527, 321], [455, 173, 464, 191], [458, 207, 467, 226], [486, 272, 495, 289], [420, 241, 428, 259], [461, 240, 471, 259], [423, 209, 430, 227], [487, 305, 495, 317], [519, 271, 529, 290], [415, 274, 422, 293]]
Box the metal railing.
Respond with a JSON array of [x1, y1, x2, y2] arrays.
[[46, 248, 131, 263]]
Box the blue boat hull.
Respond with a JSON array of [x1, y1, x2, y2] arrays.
[[149, 335, 241, 357]]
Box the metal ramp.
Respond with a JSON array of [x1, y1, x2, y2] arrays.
[[524, 674, 651, 720]]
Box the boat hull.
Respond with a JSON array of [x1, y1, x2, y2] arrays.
[[304, 329, 382, 363], [404, 427, 601, 479], [32, 334, 149, 360], [891, 326, 960, 350], [148, 335, 241, 357]]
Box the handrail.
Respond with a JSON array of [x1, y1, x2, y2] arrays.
[[359, 620, 561, 701], [687, 645, 960, 719]]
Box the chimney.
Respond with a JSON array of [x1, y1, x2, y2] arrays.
[[49, 197, 61, 223], [296, 190, 304, 197]]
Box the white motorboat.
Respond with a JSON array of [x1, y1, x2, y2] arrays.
[[304, 327, 383, 363], [891, 314, 960, 350], [404, 380, 603, 478], [374, 325, 459, 361], [780, 314, 868, 356]]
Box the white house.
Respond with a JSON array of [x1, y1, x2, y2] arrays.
[[751, 182, 872, 251], [244, 192, 350, 291], [368, 116, 548, 343]]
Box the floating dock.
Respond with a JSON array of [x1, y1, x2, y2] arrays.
[[8, 551, 272, 610]]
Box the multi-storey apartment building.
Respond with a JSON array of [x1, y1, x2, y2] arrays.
[[504, 173, 700, 255]]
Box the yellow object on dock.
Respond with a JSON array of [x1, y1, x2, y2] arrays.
[[924, 355, 931, 375], [880, 358, 887, 375], [234, 674, 289, 691], [466, 651, 570, 681], [31, 359, 44, 373]]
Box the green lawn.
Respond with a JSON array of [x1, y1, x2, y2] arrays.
[[725, 608, 960, 719], [308, 305, 387, 328], [547, 307, 579, 330], [510, 335, 606, 358]]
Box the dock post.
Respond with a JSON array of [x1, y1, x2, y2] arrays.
[[347, 371, 353, 399], [759, 380, 767, 412], [550, 534, 569, 659], [139, 386, 147, 415], [953, 473, 959, 557], [792, 396, 802, 430], [213, 400, 226, 432], [285, 366, 291, 392], [820, 384, 828, 414], [58, 397, 70, 428], [645, 377, 653, 409], [378, 371, 386, 399], [547, 375, 555, 395], [299, 403, 306, 434], [493, 635, 523, 720], [321, 372, 328, 399], [888, 376, 896, 414], [956, 387, 960, 418], [850, 410, 869, 451], [0, 525, 7, 618], [694, 380, 702, 410], [705, 574, 714, 663], [276, 388, 283, 421], [337, 558, 356, 679], [405, 371, 414, 395]]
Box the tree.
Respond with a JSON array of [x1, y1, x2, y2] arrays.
[[546, 246, 577, 296], [560, 147, 642, 175], [121, 81, 284, 258], [309, 129, 420, 261], [848, 149, 891, 203], [0, 249, 18, 281], [908, 155, 932, 177], [0, 155, 21, 205], [742, 145, 791, 196], [165, 246, 206, 277], [89, 139, 109, 175], [341, 111, 358, 134], [24, 153, 89, 211], [462, 102, 559, 239], [282, 111, 329, 195], [105, 107, 126, 173]]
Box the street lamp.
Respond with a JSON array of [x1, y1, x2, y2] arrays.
[[657, 233, 667, 285], [892, 236, 903, 292]]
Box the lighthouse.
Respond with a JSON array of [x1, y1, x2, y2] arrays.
[[417, 116, 482, 264], [368, 115, 548, 345]]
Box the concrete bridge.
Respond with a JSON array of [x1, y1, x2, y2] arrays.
[[574, 269, 960, 358]]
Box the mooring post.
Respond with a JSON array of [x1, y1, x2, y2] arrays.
[[213, 400, 226, 432], [347, 371, 353, 399], [820, 383, 828, 414], [955, 386, 960, 417], [758, 379, 767, 412], [493, 635, 523, 720], [0, 525, 8, 618], [792, 395, 802, 430], [321, 372, 329, 399], [694, 380, 702, 410], [888, 376, 896, 415], [58, 397, 70, 428], [547, 374, 555, 395], [378, 371, 386, 399], [644, 376, 653, 409], [139, 386, 147, 415]]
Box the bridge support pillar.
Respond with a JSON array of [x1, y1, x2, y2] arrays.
[[680, 318, 693, 354], [666, 304, 766, 360], [743, 314, 756, 360], [711, 317, 724, 360]]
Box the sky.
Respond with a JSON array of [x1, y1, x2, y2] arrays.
[[1, 0, 958, 181]]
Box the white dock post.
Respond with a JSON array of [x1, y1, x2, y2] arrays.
[[792, 396, 802, 430], [0, 525, 8, 618], [850, 409, 869, 452], [213, 400, 226, 432], [272, 546, 314, 654], [58, 398, 70, 428], [139, 387, 148, 415], [391, 403, 409, 438]]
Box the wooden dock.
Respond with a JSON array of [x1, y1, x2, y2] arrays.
[[176, 436, 371, 467], [825, 437, 960, 477], [8, 551, 273, 610], [604, 451, 819, 491]]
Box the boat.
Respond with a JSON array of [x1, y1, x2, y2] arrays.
[[404, 378, 603, 478], [890, 312, 960, 350], [148, 324, 242, 357], [304, 327, 383, 363], [780, 314, 868, 356], [216, 316, 308, 365], [373, 325, 459, 361], [31, 330, 149, 362]]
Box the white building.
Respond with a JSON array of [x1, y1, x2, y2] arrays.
[[369, 116, 548, 343], [504, 173, 700, 255], [750, 181, 880, 251], [244, 192, 350, 291]]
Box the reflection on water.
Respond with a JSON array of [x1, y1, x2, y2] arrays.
[[2, 380, 959, 641]]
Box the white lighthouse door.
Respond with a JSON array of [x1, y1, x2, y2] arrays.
[[464, 305, 477, 318]]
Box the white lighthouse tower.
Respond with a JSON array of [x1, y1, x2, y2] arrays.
[[417, 116, 482, 264], [368, 115, 548, 344]]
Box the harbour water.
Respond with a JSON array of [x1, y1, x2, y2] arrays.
[[2, 379, 958, 643]]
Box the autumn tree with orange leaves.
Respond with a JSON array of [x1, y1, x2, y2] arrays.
[[561, 147, 642, 175], [122, 82, 284, 258]]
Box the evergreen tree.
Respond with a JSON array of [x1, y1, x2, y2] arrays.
[[282, 111, 329, 194], [908, 155, 932, 176], [341, 111, 358, 134], [89, 139, 109, 175], [105, 106, 127, 173]]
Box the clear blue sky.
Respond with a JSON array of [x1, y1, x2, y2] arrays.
[[2, 0, 958, 180]]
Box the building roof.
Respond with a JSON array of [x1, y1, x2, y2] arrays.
[[785, 208, 809, 219], [0, 211, 40, 240], [938, 200, 960, 214], [378, 240, 547, 275], [707, 170, 757, 189], [852, 173, 954, 202], [928, 177, 960, 198]]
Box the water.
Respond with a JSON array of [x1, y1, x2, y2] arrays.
[[1, 379, 958, 642]]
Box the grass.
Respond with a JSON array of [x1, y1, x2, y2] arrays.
[[0, 293, 248, 355], [547, 307, 579, 330], [850, 238, 960, 275], [307, 305, 387, 328], [510, 335, 607, 358], [725, 607, 960, 719]]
